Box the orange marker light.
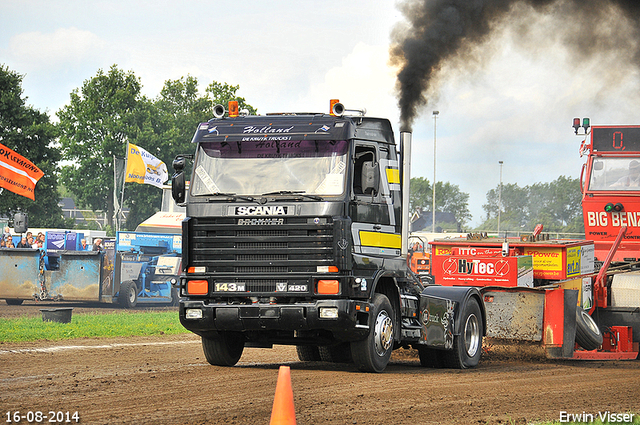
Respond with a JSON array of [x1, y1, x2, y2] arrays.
[[329, 99, 339, 115], [317, 279, 339, 295], [187, 280, 208, 295], [228, 101, 239, 117]]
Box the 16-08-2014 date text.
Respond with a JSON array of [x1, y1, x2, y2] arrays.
[[5, 411, 79, 423]]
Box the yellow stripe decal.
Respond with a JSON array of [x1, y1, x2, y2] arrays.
[[386, 168, 400, 184], [359, 231, 402, 249]]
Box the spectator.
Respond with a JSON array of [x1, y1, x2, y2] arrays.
[[92, 238, 103, 251], [0, 239, 5, 248], [17, 237, 30, 248], [3, 226, 10, 240], [27, 235, 35, 246], [6, 238, 15, 248], [35, 232, 45, 249], [80, 239, 88, 250]]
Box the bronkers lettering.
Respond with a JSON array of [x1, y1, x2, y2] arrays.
[[587, 211, 640, 227], [238, 218, 284, 225], [235, 206, 287, 215]]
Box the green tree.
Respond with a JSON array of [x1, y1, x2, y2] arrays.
[[205, 81, 257, 116], [58, 68, 259, 231], [409, 177, 431, 211], [409, 177, 471, 227], [479, 176, 584, 233], [58, 65, 146, 230], [125, 77, 258, 229], [0, 64, 68, 228]]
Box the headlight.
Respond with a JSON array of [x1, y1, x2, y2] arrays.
[[319, 307, 339, 319], [185, 309, 203, 319]]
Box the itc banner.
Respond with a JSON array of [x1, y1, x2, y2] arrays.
[[125, 143, 168, 188], [0, 143, 44, 200]]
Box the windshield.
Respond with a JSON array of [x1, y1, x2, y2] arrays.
[[190, 140, 349, 196], [589, 157, 640, 191]]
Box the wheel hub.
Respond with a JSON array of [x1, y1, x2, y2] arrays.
[[464, 313, 480, 358], [374, 310, 393, 356]]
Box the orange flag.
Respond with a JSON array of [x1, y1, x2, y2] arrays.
[[0, 143, 44, 200]]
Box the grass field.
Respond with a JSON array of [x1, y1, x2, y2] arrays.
[[0, 311, 189, 342]]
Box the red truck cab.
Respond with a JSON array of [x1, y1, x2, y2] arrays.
[[580, 125, 640, 262]]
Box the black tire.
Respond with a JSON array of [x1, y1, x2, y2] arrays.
[[351, 293, 395, 373], [202, 333, 245, 366], [118, 280, 138, 308], [319, 343, 352, 363], [441, 299, 483, 369], [575, 307, 603, 351], [416, 346, 443, 368], [296, 345, 321, 362], [5, 299, 24, 306]]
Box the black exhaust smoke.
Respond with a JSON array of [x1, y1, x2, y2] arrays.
[[390, 0, 640, 131]]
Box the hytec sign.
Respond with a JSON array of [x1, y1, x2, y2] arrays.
[[434, 255, 533, 288], [430, 239, 595, 283]]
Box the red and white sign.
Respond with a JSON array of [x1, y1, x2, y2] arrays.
[[432, 255, 533, 288]]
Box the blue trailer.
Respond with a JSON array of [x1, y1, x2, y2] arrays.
[[1, 231, 181, 308]]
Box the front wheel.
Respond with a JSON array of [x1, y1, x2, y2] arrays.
[[351, 293, 395, 373], [118, 280, 138, 309], [442, 299, 483, 369], [202, 333, 245, 366]]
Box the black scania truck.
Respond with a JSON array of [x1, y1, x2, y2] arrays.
[[171, 102, 485, 372]]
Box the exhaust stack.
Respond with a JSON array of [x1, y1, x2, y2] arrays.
[[400, 131, 412, 257]]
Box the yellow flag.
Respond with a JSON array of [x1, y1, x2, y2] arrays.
[[125, 143, 168, 188]]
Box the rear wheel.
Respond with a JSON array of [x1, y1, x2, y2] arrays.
[[575, 307, 603, 351], [202, 332, 245, 366], [118, 281, 138, 308], [296, 345, 321, 362], [442, 299, 483, 369], [351, 293, 395, 373]]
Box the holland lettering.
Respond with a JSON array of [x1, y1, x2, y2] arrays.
[[243, 125, 295, 134]]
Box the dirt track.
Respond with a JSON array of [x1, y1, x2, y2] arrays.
[[1, 302, 639, 425]]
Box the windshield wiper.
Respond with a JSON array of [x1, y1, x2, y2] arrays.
[[206, 192, 256, 202], [260, 190, 322, 200]]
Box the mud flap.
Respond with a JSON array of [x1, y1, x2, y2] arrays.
[[543, 289, 578, 359], [418, 286, 485, 349]]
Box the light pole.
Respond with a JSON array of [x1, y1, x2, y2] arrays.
[[432, 111, 439, 233], [498, 160, 503, 234]]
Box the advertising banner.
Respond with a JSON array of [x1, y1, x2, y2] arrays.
[[0, 142, 44, 200]]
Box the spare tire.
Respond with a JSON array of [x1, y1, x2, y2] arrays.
[[575, 307, 603, 351]]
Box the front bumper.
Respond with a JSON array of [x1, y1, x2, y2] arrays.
[[179, 299, 370, 342]]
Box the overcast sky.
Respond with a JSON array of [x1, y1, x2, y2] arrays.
[[2, 0, 640, 227]]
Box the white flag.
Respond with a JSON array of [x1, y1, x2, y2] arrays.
[[125, 143, 168, 189]]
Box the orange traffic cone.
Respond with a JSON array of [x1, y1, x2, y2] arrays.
[[269, 365, 297, 425]]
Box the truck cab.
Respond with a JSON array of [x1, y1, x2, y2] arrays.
[[172, 104, 485, 372], [580, 125, 640, 262]]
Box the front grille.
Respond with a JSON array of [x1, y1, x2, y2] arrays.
[[189, 216, 334, 294]]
